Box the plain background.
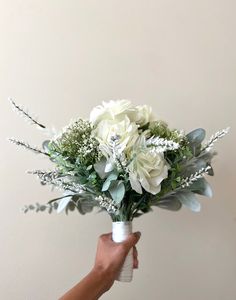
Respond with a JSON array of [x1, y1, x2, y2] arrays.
[[0, 1, 235, 299]]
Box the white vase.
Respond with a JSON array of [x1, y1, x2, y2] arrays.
[[112, 221, 133, 282]]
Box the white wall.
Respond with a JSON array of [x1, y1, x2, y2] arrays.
[[0, 1, 235, 299]]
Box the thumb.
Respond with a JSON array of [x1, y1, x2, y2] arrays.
[[122, 231, 141, 251]]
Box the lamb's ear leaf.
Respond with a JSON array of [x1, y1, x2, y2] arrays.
[[187, 128, 206, 145], [187, 128, 206, 156], [180, 158, 207, 177], [94, 158, 108, 179], [154, 197, 182, 211], [42, 140, 50, 152], [57, 197, 71, 213], [188, 178, 213, 198], [178, 191, 201, 212]]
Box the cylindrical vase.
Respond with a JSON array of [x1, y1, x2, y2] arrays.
[[112, 221, 133, 282]]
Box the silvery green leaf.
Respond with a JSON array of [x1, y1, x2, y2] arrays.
[[206, 165, 214, 176], [187, 128, 206, 145], [109, 181, 125, 204], [102, 172, 119, 191], [105, 160, 114, 173], [93, 158, 106, 179], [79, 199, 95, 214], [57, 197, 71, 213], [188, 178, 213, 198], [48, 194, 73, 204], [133, 212, 144, 218], [187, 128, 206, 156], [39, 205, 47, 211], [94, 158, 107, 179], [42, 140, 50, 152], [178, 191, 201, 212], [198, 150, 217, 162], [65, 201, 76, 213], [181, 158, 207, 177], [154, 197, 182, 211]]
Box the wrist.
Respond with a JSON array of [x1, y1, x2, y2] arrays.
[[90, 266, 115, 293]]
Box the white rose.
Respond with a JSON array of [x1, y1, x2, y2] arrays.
[[127, 135, 169, 194], [129, 105, 155, 126], [93, 116, 139, 158], [90, 99, 135, 125]]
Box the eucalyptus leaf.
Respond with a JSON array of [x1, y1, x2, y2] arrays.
[[65, 201, 76, 213], [39, 205, 47, 211], [102, 172, 118, 191], [77, 199, 96, 214], [109, 181, 125, 204]]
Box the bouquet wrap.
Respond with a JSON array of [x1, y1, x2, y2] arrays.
[[112, 221, 133, 282]]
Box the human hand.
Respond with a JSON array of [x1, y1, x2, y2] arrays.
[[59, 232, 141, 300], [92, 231, 141, 291]]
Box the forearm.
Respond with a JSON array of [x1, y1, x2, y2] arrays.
[[59, 268, 113, 300]]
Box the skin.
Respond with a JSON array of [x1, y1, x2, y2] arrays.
[[59, 231, 141, 300]]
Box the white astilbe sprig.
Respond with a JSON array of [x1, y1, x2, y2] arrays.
[[9, 98, 46, 130], [95, 195, 118, 214], [8, 137, 49, 156], [202, 127, 230, 152], [27, 169, 85, 193], [180, 166, 211, 188], [146, 136, 180, 153], [108, 135, 128, 173]]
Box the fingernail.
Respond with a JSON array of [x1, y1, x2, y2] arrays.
[[135, 231, 141, 238]]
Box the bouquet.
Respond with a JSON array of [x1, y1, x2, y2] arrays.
[[9, 99, 229, 282]]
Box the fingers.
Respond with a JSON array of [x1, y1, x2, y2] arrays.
[[133, 246, 139, 269], [123, 231, 141, 249]]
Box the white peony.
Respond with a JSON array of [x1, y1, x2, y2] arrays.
[[92, 115, 139, 158], [127, 135, 169, 194], [90, 99, 135, 125]]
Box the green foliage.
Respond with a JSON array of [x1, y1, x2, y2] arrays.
[[22, 202, 58, 213], [186, 128, 206, 156], [48, 119, 101, 165], [149, 120, 184, 142], [10, 99, 229, 221]]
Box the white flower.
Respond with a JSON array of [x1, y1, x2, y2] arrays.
[[90, 100, 155, 127], [90, 99, 134, 125], [129, 105, 155, 126], [127, 135, 169, 194], [92, 116, 139, 158]]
